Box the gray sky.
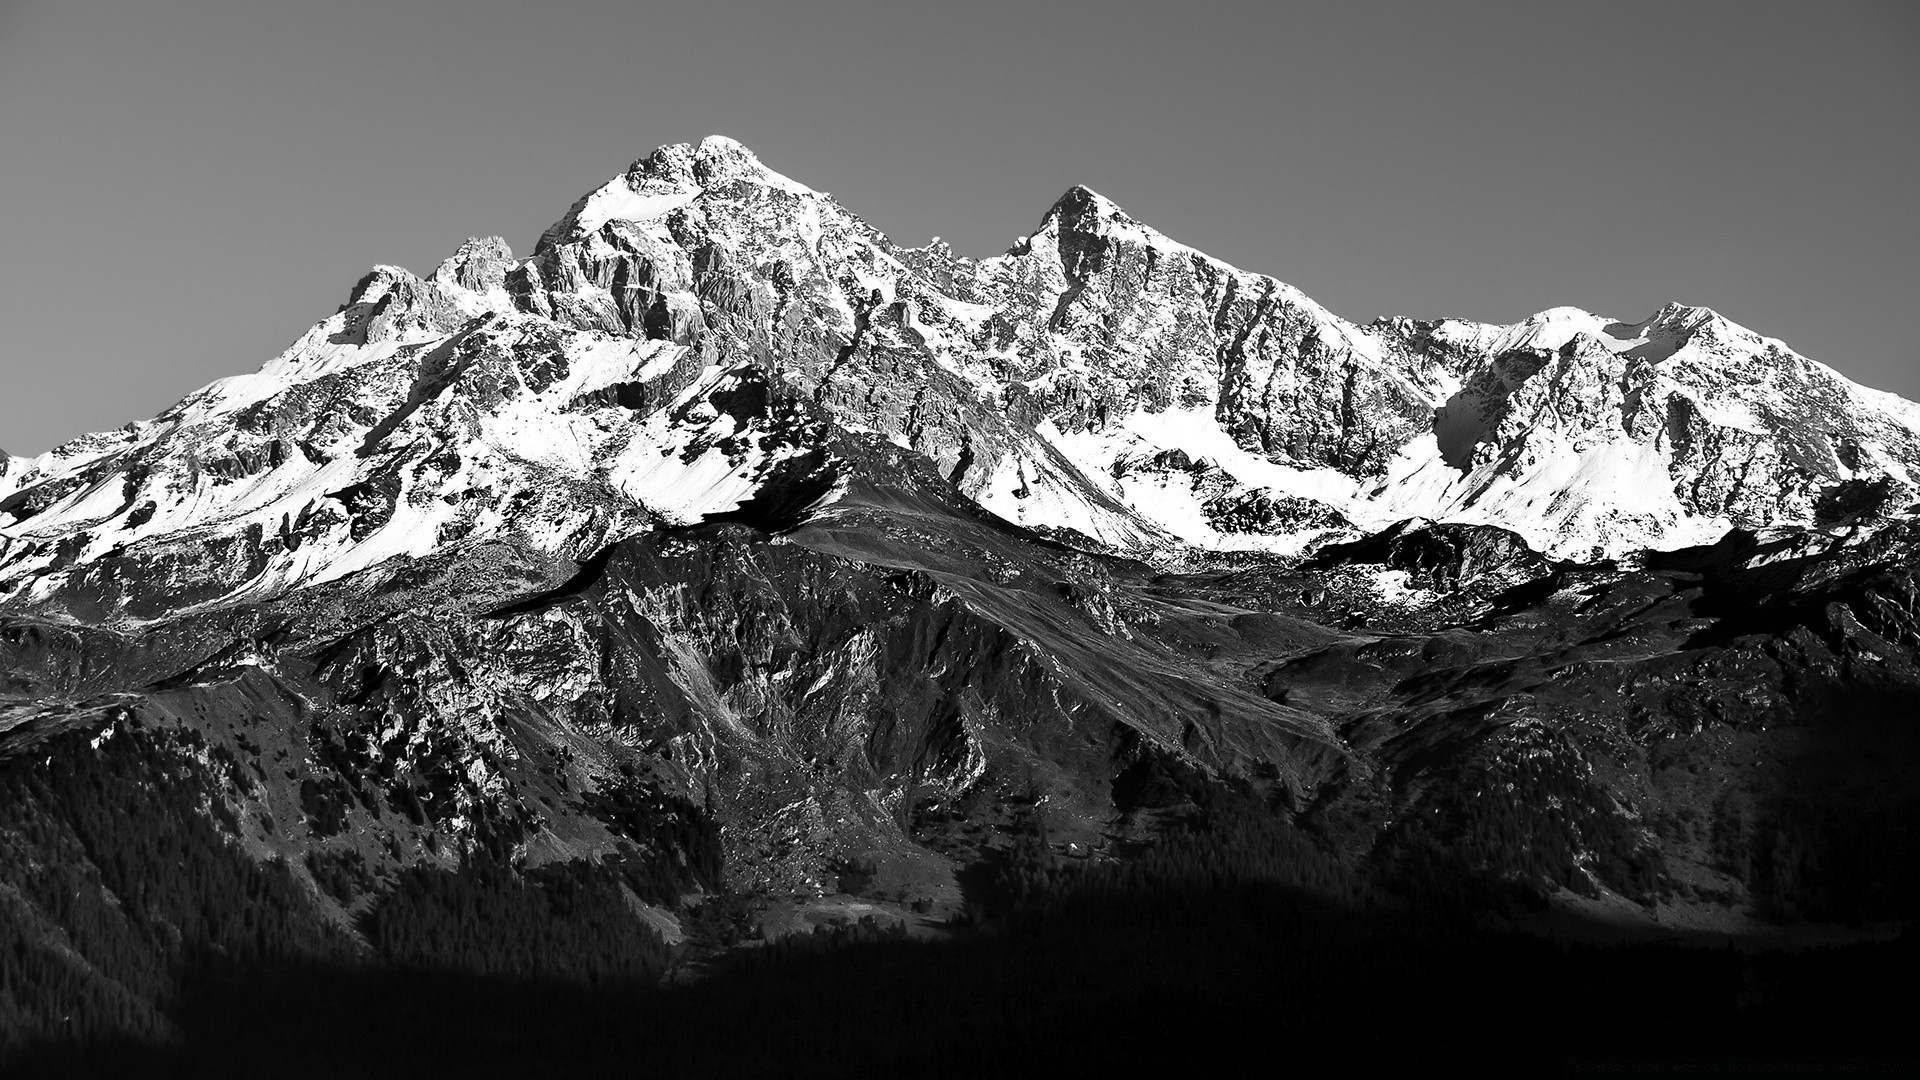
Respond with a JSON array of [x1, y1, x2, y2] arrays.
[[2, 0, 1916, 455]]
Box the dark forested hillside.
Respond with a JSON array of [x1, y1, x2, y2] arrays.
[[5, 757, 1913, 1078]]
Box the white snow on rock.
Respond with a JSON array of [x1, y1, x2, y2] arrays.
[[0, 292, 835, 620], [6, 136, 1920, 621]]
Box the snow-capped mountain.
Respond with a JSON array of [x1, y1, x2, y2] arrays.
[[9, 138, 1920, 1066], [972, 185, 1920, 561], [3, 135, 1915, 620]]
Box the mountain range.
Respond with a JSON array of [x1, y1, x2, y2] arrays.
[[3, 136, 1916, 1072]]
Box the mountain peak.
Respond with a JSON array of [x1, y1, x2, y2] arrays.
[[631, 134, 809, 191], [1644, 301, 1730, 335], [692, 133, 765, 173], [431, 236, 514, 300], [1046, 184, 1134, 229], [538, 136, 819, 252], [1527, 305, 1604, 325]]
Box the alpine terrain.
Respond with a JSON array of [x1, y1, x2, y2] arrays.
[[3, 137, 1916, 1074]]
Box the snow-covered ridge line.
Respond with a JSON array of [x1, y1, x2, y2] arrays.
[[4, 135, 1918, 621]]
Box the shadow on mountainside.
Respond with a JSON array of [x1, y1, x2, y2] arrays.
[[9, 884, 1915, 1080]]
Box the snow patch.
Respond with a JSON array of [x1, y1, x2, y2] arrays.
[[572, 183, 700, 238]]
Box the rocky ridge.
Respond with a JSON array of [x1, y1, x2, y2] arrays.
[[5, 137, 1919, 622]]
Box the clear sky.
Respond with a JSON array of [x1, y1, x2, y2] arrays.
[[1, 0, 1915, 455]]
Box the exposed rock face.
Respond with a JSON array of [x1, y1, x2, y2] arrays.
[[1310, 518, 1549, 590], [3, 137, 1920, 1047]]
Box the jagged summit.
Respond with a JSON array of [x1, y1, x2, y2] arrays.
[[3, 136, 1918, 621], [1043, 184, 1133, 226], [536, 135, 816, 254]]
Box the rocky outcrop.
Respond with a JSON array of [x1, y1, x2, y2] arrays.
[[1310, 518, 1549, 589]]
